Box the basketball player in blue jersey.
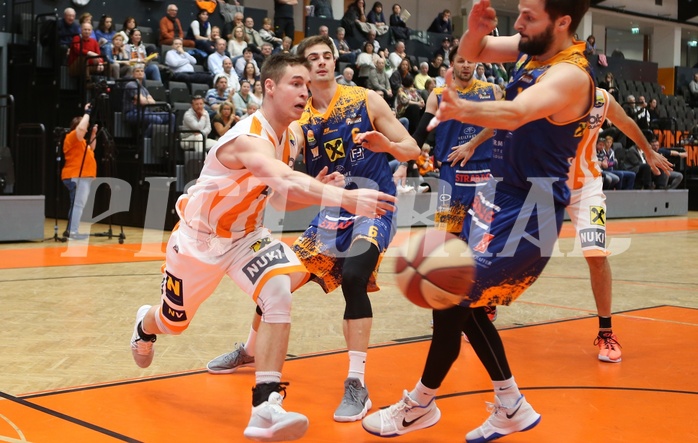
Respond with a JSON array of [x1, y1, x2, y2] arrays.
[[207, 35, 420, 423], [363, 1, 595, 442]]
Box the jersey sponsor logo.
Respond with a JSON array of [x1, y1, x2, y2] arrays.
[[579, 228, 606, 248], [243, 243, 291, 284], [324, 138, 346, 162], [594, 94, 606, 108], [473, 232, 495, 253], [574, 122, 588, 138], [455, 171, 490, 184], [346, 115, 362, 125], [250, 237, 273, 253], [164, 271, 183, 306], [318, 218, 355, 230], [323, 127, 338, 135], [161, 300, 187, 322], [588, 112, 604, 129], [463, 126, 476, 135], [350, 147, 365, 163], [590, 206, 606, 225]]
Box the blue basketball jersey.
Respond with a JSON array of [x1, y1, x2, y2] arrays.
[[299, 84, 396, 221], [433, 79, 498, 164], [492, 42, 595, 206]]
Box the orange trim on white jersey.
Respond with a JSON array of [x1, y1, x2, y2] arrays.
[[176, 111, 294, 239], [568, 88, 609, 190]]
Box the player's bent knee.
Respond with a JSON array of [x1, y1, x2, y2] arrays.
[[257, 275, 293, 324]]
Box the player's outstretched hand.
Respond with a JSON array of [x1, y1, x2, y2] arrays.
[[315, 165, 345, 187], [645, 149, 674, 176], [429, 68, 466, 131], [468, 0, 498, 39], [343, 188, 397, 218]]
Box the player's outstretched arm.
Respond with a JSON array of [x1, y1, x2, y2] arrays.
[[218, 135, 396, 218], [605, 93, 673, 176], [353, 90, 420, 162], [459, 0, 520, 63]]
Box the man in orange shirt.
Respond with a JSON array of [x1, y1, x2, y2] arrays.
[[159, 4, 195, 47], [62, 104, 98, 240]]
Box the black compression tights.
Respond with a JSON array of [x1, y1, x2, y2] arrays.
[[421, 306, 512, 389], [341, 240, 380, 320]]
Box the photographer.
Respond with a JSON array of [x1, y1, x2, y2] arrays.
[[62, 104, 98, 240]]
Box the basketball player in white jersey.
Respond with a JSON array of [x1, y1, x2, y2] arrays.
[[128, 53, 397, 442]]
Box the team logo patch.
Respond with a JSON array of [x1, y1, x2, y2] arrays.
[[574, 122, 588, 138], [243, 243, 291, 284], [161, 300, 187, 323], [164, 271, 183, 306], [350, 147, 365, 163], [250, 237, 272, 253], [324, 138, 346, 162], [590, 206, 606, 226], [579, 228, 606, 248]]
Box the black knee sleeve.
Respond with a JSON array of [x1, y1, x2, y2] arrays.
[[341, 240, 380, 320], [421, 305, 468, 388], [464, 307, 512, 381]]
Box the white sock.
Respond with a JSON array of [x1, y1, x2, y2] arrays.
[[348, 350, 367, 386], [255, 371, 281, 385], [244, 326, 257, 357], [492, 376, 521, 405], [409, 380, 437, 407]]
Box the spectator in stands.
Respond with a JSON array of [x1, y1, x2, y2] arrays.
[[491, 62, 508, 84], [390, 57, 413, 98], [211, 101, 239, 139], [160, 4, 195, 47], [103, 33, 131, 79], [232, 79, 253, 117], [58, 7, 80, 53], [388, 40, 407, 72], [413, 62, 431, 90], [260, 17, 283, 48], [647, 98, 660, 122], [689, 73, 698, 107], [389, 3, 410, 42], [118, 17, 137, 44], [207, 38, 229, 76], [427, 54, 444, 78], [126, 29, 162, 82], [317, 26, 339, 58], [244, 17, 265, 50], [651, 138, 685, 189], [603, 135, 635, 190], [240, 61, 260, 87], [416, 145, 438, 178], [395, 74, 424, 133], [206, 74, 231, 115], [274, 0, 297, 40], [634, 96, 651, 130], [473, 63, 487, 82], [241, 101, 260, 119], [434, 64, 447, 87], [337, 67, 357, 86], [599, 72, 620, 101], [275, 36, 293, 54], [365, 28, 381, 51], [432, 36, 452, 67], [187, 9, 214, 55], [427, 9, 452, 34], [216, 0, 243, 40], [78, 13, 96, 40], [95, 15, 116, 48], [356, 41, 380, 87], [585, 35, 596, 56], [311, 0, 334, 18], [620, 139, 653, 189], [234, 47, 259, 78], [228, 25, 248, 57], [420, 77, 435, 101], [219, 56, 241, 93], [166, 38, 214, 86], [334, 27, 357, 65], [62, 104, 98, 240], [250, 80, 264, 106], [596, 138, 620, 190], [124, 65, 174, 135], [181, 95, 216, 152], [367, 2, 387, 26], [68, 23, 105, 78], [341, 0, 365, 38], [259, 42, 275, 63], [367, 57, 392, 103]]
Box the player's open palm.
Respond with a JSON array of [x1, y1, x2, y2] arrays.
[[343, 188, 397, 218], [468, 0, 498, 38]]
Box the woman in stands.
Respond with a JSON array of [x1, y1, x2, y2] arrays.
[[118, 16, 137, 43], [227, 25, 248, 58], [239, 62, 259, 88], [211, 101, 239, 139], [103, 33, 131, 79], [599, 72, 620, 101], [95, 15, 116, 48], [395, 74, 424, 134], [647, 98, 660, 122], [126, 28, 162, 82], [355, 40, 381, 87], [367, 2, 386, 27], [389, 57, 412, 98], [187, 9, 214, 55], [250, 81, 264, 107], [232, 80, 252, 118], [389, 3, 410, 42]]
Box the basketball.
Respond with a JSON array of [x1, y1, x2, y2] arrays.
[[394, 229, 476, 310]]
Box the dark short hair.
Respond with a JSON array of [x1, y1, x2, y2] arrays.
[[545, 0, 590, 36], [296, 35, 335, 59]]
